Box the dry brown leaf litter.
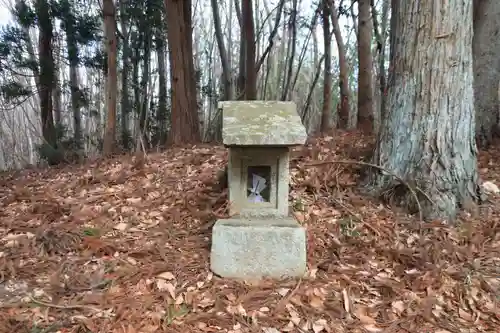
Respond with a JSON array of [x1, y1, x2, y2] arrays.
[[0, 131, 499, 333]]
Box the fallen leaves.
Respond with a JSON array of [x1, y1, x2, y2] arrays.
[[157, 271, 176, 280], [305, 287, 327, 309], [113, 222, 129, 231], [0, 132, 499, 332]]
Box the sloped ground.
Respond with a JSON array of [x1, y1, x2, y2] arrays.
[[0, 131, 499, 333]]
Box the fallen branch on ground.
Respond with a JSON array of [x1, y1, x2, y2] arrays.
[[29, 296, 102, 312], [305, 159, 434, 222]]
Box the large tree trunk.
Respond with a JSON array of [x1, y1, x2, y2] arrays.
[[357, 0, 374, 132], [35, 0, 56, 148], [165, 0, 200, 144], [102, 0, 118, 155], [370, 0, 480, 221], [473, 0, 500, 147], [320, 0, 332, 132]]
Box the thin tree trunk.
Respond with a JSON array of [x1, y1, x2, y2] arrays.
[[120, 2, 131, 150], [275, 22, 287, 100], [255, 0, 285, 74], [68, 65, 81, 148], [52, 48, 62, 127], [236, 0, 246, 99], [211, 0, 233, 100], [302, 55, 326, 125], [320, 0, 332, 132], [242, 0, 257, 99], [371, 0, 389, 126], [132, 38, 140, 139], [357, 0, 374, 132], [228, 0, 234, 99], [139, 27, 152, 149], [62, 0, 82, 149], [281, 0, 298, 101], [329, 0, 351, 129], [156, 29, 168, 146], [290, 7, 319, 100], [102, 0, 118, 155], [234, 0, 242, 26]]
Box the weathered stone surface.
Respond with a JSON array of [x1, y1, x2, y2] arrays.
[[210, 218, 307, 279], [220, 101, 307, 146], [210, 100, 308, 280], [227, 147, 290, 218]]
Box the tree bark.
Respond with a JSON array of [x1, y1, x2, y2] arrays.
[[329, 0, 351, 129], [371, 0, 480, 221], [52, 53, 62, 127], [156, 29, 168, 146], [211, 0, 233, 100], [165, 0, 200, 144], [281, 0, 298, 101], [119, 1, 131, 150], [102, 0, 118, 155], [357, 0, 374, 132], [139, 18, 152, 149], [320, 0, 332, 132], [242, 0, 257, 100], [237, 1, 246, 99], [473, 0, 500, 147], [61, 0, 82, 149], [35, 0, 56, 148], [371, 0, 389, 125]]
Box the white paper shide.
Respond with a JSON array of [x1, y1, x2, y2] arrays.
[[248, 173, 267, 202]]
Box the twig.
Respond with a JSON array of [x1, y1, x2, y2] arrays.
[[29, 296, 102, 312], [274, 279, 302, 314], [331, 196, 381, 236], [67, 279, 111, 292], [306, 159, 434, 222]]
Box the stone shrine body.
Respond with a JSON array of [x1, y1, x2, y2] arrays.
[[210, 101, 308, 279]]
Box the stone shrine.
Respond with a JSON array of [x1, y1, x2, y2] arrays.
[[210, 101, 308, 279]]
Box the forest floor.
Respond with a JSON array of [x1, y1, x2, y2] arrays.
[[0, 131, 499, 333]]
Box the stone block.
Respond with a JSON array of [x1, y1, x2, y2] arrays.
[[220, 101, 307, 146], [210, 218, 307, 279], [227, 147, 290, 218]]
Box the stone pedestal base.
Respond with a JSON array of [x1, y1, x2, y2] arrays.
[[210, 218, 307, 279]]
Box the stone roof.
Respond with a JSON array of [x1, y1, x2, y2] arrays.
[[220, 101, 307, 146]]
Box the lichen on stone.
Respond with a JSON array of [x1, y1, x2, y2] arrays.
[[220, 101, 307, 146]]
